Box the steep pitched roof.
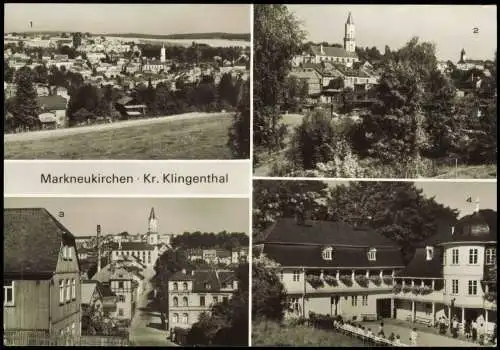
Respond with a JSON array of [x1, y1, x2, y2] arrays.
[[310, 45, 357, 59], [81, 281, 98, 305], [37, 95, 67, 111], [258, 218, 400, 248], [262, 244, 404, 269], [398, 247, 442, 278], [4, 208, 77, 278]]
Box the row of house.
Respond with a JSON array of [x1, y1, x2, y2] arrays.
[[187, 247, 248, 266], [255, 207, 497, 337]]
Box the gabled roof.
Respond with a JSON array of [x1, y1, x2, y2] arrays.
[[4, 208, 77, 278], [37, 95, 67, 111], [258, 218, 400, 248], [310, 45, 357, 59]]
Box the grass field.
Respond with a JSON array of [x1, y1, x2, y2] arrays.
[[252, 320, 368, 347], [5, 114, 234, 160], [433, 164, 497, 179]]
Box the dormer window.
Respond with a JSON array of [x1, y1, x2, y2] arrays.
[[367, 248, 377, 261], [322, 247, 333, 261], [426, 246, 434, 261], [205, 283, 211, 290]]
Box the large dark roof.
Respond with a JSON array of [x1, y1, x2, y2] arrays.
[[262, 244, 404, 269], [428, 210, 497, 245], [4, 208, 77, 278], [398, 247, 442, 278], [170, 269, 236, 292], [37, 95, 67, 111], [257, 218, 400, 248]]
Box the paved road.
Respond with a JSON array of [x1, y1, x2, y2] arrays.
[[4, 112, 230, 142], [129, 279, 177, 347], [361, 322, 473, 347]]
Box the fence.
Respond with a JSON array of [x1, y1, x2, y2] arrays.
[[3, 332, 130, 346]]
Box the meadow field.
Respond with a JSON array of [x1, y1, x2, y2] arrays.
[[4, 113, 234, 160]]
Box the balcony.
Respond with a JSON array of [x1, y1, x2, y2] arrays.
[[392, 278, 445, 303]]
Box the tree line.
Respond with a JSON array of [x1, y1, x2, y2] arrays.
[[171, 231, 249, 251]]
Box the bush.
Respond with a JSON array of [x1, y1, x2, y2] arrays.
[[355, 275, 369, 288], [369, 275, 382, 286], [402, 285, 412, 293], [339, 275, 353, 287], [392, 284, 402, 294], [484, 291, 497, 303], [323, 274, 339, 286], [382, 276, 394, 285], [306, 274, 324, 289]]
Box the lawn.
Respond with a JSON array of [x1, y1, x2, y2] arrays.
[[252, 320, 368, 347], [5, 114, 234, 160]]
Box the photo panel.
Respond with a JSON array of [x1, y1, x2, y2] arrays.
[[252, 179, 497, 346], [253, 4, 496, 179]]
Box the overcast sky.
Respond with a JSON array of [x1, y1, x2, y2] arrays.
[[288, 4, 497, 61], [4, 197, 249, 237], [326, 181, 496, 218], [4, 4, 250, 35]]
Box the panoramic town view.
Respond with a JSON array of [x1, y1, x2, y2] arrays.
[[253, 5, 496, 178], [4, 198, 249, 346], [4, 3, 250, 160], [252, 180, 497, 347]]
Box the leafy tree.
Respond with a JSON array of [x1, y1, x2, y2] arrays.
[[4, 61, 15, 83], [228, 80, 250, 159], [252, 257, 287, 322], [12, 67, 40, 129], [218, 73, 236, 107], [254, 4, 306, 156]]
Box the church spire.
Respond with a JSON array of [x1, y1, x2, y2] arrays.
[[149, 207, 156, 220], [346, 12, 354, 25]]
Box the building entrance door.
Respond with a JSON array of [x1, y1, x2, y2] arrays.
[[377, 298, 392, 319]]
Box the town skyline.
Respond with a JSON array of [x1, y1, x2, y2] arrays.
[[4, 197, 250, 237], [288, 4, 497, 61], [4, 4, 250, 35]]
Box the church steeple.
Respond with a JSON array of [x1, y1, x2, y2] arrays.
[[160, 43, 166, 63], [148, 207, 159, 242], [149, 207, 156, 221], [344, 12, 356, 53]]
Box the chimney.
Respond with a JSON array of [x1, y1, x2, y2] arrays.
[[97, 225, 102, 272]]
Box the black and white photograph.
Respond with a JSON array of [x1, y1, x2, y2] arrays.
[[253, 5, 497, 178], [252, 180, 497, 347], [4, 198, 249, 346], [4, 3, 250, 160]]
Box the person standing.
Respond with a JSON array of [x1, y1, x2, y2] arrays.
[[452, 318, 459, 338], [410, 328, 418, 346], [472, 319, 478, 342]]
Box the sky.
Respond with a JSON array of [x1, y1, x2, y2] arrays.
[[4, 4, 250, 35], [4, 197, 249, 237], [288, 4, 497, 61], [326, 181, 496, 218]]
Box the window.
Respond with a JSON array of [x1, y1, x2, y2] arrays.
[[182, 313, 188, 324], [71, 322, 76, 336], [443, 250, 447, 265], [65, 279, 71, 302], [452, 280, 459, 295], [148, 252, 151, 264], [71, 279, 76, 300], [59, 280, 65, 304], [469, 249, 478, 264], [223, 296, 229, 303], [289, 297, 300, 312], [118, 308, 124, 316], [486, 248, 496, 265], [173, 297, 178, 307], [118, 281, 124, 289], [213, 296, 219, 304], [426, 246, 434, 261], [172, 313, 179, 324], [367, 248, 377, 261], [68, 246, 72, 260], [452, 249, 459, 265], [322, 247, 333, 261], [118, 295, 125, 302], [204, 283, 211, 290], [362, 295, 368, 306], [352, 296, 358, 307], [293, 270, 301, 282], [468, 280, 478, 295], [200, 296, 205, 306], [182, 297, 188, 307], [4, 280, 14, 306], [183, 282, 188, 291], [173, 282, 178, 291]]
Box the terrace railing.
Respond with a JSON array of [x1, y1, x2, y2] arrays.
[[3, 332, 130, 346]]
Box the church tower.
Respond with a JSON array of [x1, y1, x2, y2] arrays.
[[148, 207, 159, 245], [343, 12, 356, 53], [160, 43, 166, 63], [460, 48, 467, 63]]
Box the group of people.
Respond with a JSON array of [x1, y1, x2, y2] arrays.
[[332, 318, 415, 346], [436, 315, 497, 346]]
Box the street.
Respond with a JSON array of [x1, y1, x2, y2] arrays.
[[129, 278, 177, 347]]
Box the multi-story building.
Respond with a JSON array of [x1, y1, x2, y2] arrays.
[[393, 208, 497, 336], [254, 216, 405, 321], [4, 208, 82, 338], [168, 269, 238, 330]]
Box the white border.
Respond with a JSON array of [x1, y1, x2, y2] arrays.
[[248, 3, 254, 346]]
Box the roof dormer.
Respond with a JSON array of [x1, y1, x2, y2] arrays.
[[425, 246, 434, 261], [367, 248, 377, 261], [322, 246, 333, 261]]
